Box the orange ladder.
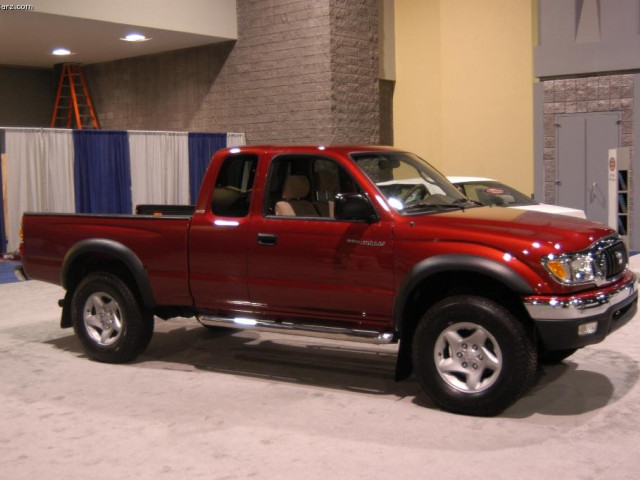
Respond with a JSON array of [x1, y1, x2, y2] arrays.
[[50, 63, 100, 129]]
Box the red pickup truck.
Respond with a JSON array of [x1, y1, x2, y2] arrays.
[[17, 145, 637, 415]]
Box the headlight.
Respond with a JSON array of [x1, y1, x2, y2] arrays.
[[543, 253, 598, 285], [543, 236, 628, 287]]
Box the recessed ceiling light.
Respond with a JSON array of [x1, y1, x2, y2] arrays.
[[121, 33, 150, 42], [52, 48, 72, 56]]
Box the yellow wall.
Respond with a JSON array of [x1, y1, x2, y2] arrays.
[[394, 0, 534, 194]]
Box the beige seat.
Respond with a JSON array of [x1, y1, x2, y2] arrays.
[[275, 175, 319, 217]]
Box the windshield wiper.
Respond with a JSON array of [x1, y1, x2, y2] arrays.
[[452, 198, 483, 208], [401, 202, 466, 212], [401, 198, 481, 213]]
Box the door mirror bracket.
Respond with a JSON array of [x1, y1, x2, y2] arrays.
[[334, 193, 378, 223]]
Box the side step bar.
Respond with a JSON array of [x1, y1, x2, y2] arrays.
[[198, 315, 397, 345]]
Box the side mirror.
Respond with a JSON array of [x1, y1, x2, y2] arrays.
[[334, 193, 378, 223]]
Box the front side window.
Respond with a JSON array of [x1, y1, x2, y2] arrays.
[[211, 154, 258, 217], [351, 152, 476, 214], [265, 155, 359, 218]]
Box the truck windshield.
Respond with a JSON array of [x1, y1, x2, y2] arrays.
[[351, 152, 473, 213]]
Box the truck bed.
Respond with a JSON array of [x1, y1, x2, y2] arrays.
[[21, 212, 193, 307], [135, 204, 195, 216]]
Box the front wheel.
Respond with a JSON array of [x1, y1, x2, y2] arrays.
[[412, 295, 537, 416], [71, 272, 154, 363]]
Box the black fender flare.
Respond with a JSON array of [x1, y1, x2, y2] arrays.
[[61, 238, 157, 308], [394, 254, 533, 332]]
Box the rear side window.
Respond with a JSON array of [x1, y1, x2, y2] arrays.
[[211, 154, 258, 217]]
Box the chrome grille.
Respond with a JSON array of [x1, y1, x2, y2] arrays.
[[595, 238, 628, 280]]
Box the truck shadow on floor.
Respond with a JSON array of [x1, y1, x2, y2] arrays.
[[505, 348, 640, 418], [143, 323, 424, 400], [46, 320, 640, 418]]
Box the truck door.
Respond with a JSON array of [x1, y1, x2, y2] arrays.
[[189, 153, 259, 312], [248, 154, 395, 328]]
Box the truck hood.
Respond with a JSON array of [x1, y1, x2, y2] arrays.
[[401, 206, 614, 256]]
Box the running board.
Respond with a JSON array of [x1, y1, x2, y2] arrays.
[[198, 315, 397, 345]]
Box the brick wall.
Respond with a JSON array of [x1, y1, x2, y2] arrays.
[[83, 0, 381, 145], [193, 0, 334, 143], [0, 66, 54, 127], [329, 0, 380, 143], [84, 42, 234, 131]]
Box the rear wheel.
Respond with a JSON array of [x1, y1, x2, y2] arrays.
[[412, 295, 537, 416], [71, 272, 154, 363]]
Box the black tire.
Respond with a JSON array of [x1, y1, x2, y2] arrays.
[[71, 272, 154, 363], [412, 295, 537, 416], [538, 348, 578, 365]]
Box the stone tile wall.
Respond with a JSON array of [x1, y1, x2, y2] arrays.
[[329, 0, 380, 143], [0, 66, 54, 127], [83, 0, 381, 145], [84, 42, 235, 132]]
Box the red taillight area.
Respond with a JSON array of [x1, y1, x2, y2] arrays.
[[18, 221, 25, 258]]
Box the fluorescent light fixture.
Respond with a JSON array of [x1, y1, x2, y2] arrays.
[[52, 48, 72, 56], [121, 33, 150, 42]]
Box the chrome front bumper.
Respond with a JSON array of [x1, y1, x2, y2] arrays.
[[524, 274, 637, 350], [524, 278, 636, 320]]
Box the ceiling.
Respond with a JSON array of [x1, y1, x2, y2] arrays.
[[0, 11, 233, 69]]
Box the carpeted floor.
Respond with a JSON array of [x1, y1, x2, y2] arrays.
[[0, 261, 19, 284], [1, 260, 639, 479]]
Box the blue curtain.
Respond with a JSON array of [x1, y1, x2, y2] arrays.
[[0, 129, 5, 253], [188, 133, 226, 204], [73, 130, 132, 214]]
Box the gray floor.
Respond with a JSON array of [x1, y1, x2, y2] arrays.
[[1, 258, 640, 480]]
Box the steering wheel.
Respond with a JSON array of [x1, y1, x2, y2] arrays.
[[402, 184, 429, 204]]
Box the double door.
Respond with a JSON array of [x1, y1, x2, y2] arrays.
[[556, 112, 620, 223]]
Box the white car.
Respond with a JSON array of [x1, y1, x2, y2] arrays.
[[447, 176, 586, 219]]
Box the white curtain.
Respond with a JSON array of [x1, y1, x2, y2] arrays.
[[226, 132, 247, 147], [5, 128, 74, 252], [4, 128, 241, 250], [128, 131, 189, 211], [42, 130, 76, 212]]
